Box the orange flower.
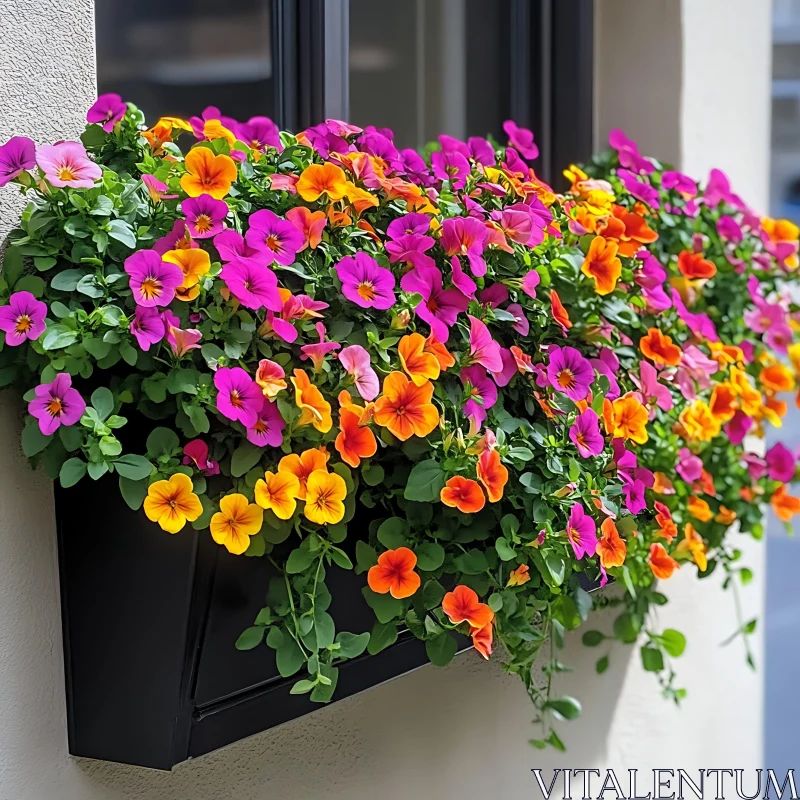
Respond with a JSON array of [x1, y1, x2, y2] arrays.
[[677, 250, 717, 279], [373, 371, 439, 441], [506, 564, 531, 587], [760, 363, 795, 394], [697, 469, 716, 496], [442, 585, 494, 629], [335, 406, 377, 468], [203, 119, 237, 147], [285, 206, 327, 250], [304, 469, 347, 525], [367, 547, 421, 599], [471, 622, 493, 660], [278, 448, 329, 500], [653, 472, 675, 494], [180, 146, 237, 199], [440, 476, 485, 514], [687, 496, 713, 523], [424, 334, 455, 370], [143, 473, 203, 533], [611, 394, 649, 444], [709, 382, 737, 422], [398, 333, 441, 386], [162, 248, 210, 295], [762, 217, 799, 244], [297, 163, 349, 202], [254, 470, 300, 520], [255, 359, 288, 398], [210, 493, 264, 555], [599, 206, 658, 257], [550, 289, 573, 332], [597, 518, 626, 568], [715, 505, 737, 525], [771, 484, 800, 522], [476, 448, 508, 503], [291, 369, 332, 433], [679, 400, 721, 442], [709, 341, 744, 367], [648, 543, 679, 580], [581, 236, 622, 295], [640, 328, 681, 367], [730, 367, 763, 416], [675, 523, 708, 571], [602, 398, 615, 435]]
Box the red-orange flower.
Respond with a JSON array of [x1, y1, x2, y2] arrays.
[[581, 236, 622, 295], [398, 333, 440, 386], [180, 147, 237, 199], [476, 448, 508, 503], [599, 205, 658, 257], [471, 622, 493, 660], [678, 250, 717, 279], [648, 543, 679, 580], [506, 564, 531, 587], [335, 406, 377, 468], [424, 334, 455, 370], [550, 289, 572, 332], [440, 476, 485, 513], [367, 547, 421, 599], [597, 518, 626, 568], [442, 585, 494, 629], [771, 484, 800, 522], [640, 328, 681, 367], [373, 371, 439, 441]]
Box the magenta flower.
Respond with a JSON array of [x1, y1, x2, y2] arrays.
[[498, 205, 541, 247], [725, 411, 752, 447], [182, 439, 220, 476], [300, 322, 341, 371], [662, 170, 697, 198], [124, 250, 184, 308], [618, 169, 660, 208], [0, 136, 36, 187], [670, 289, 718, 342], [632, 360, 673, 419], [36, 141, 101, 189], [86, 93, 127, 132], [703, 168, 745, 211], [167, 326, 202, 358], [467, 315, 503, 374], [385, 233, 436, 271], [608, 130, 654, 175], [214, 229, 264, 263], [335, 252, 396, 310], [400, 148, 434, 186], [181, 194, 228, 239], [635, 252, 671, 312], [214, 367, 262, 428], [130, 306, 165, 351], [676, 447, 703, 483], [440, 217, 489, 277], [245, 209, 305, 266], [142, 174, 177, 204], [621, 473, 648, 515], [0, 291, 46, 346], [450, 256, 478, 299], [461, 365, 497, 429], [743, 453, 767, 482], [569, 409, 604, 458], [431, 150, 470, 189], [466, 136, 495, 166], [547, 346, 594, 402], [401, 267, 468, 343], [492, 347, 519, 388], [246, 397, 286, 447], [236, 116, 281, 153], [502, 121, 539, 161], [766, 443, 796, 482], [521, 270, 541, 299], [480, 283, 509, 308], [506, 303, 529, 336], [189, 106, 239, 140], [339, 345, 379, 401], [590, 349, 621, 400], [153, 221, 197, 255], [566, 504, 597, 560], [28, 373, 86, 436], [220, 259, 282, 311], [387, 213, 431, 240]]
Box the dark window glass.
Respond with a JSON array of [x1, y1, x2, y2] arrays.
[[95, 0, 274, 124]]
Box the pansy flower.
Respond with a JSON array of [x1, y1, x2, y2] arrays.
[[442, 585, 494, 628], [502, 120, 539, 161], [181, 194, 228, 239], [566, 503, 597, 559], [291, 369, 332, 433], [130, 306, 166, 352], [180, 146, 237, 199], [296, 163, 349, 202], [245, 209, 304, 266], [37, 141, 101, 189], [124, 250, 184, 307], [335, 252, 396, 310], [236, 115, 281, 155], [28, 373, 86, 436], [255, 359, 287, 399], [569, 409, 604, 458], [0, 136, 36, 187], [285, 206, 327, 251], [335, 406, 377, 468], [440, 217, 489, 277], [245, 397, 285, 448], [214, 367, 263, 428], [398, 333, 440, 386], [0, 291, 46, 346]]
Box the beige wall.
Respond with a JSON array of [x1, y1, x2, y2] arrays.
[[0, 1, 770, 797]]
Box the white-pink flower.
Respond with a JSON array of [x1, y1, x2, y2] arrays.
[[339, 345, 379, 401]]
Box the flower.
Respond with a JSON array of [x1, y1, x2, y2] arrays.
[[167, 326, 202, 358], [37, 141, 101, 189], [86, 93, 127, 131], [335, 253, 396, 310], [597, 518, 626, 568], [678, 250, 717, 279], [245, 209, 305, 266], [0, 291, 46, 346], [210, 493, 264, 555], [214, 367, 263, 428], [144, 473, 203, 534], [367, 547, 421, 599], [471, 622, 493, 660], [640, 328, 682, 367], [279, 448, 329, 500], [550, 289, 573, 333], [180, 146, 237, 199], [648, 543, 679, 580], [0, 136, 36, 187], [477, 448, 508, 503], [507, 564, 531, 587], [440, 476, 485, 513], [397, 333, 440, 387], [522, 270, 541, 298], [441, 217, 489, 276], [425, 334, 455, 370], [129, 307, 165, 352], [28, 373, 86, 435], [374, 371, 439, 441], [220, 259, 282, 311], [337, 345, 380, 401], [611, 394, 649, 444], [442, 585, 494, 628], [401, 267, 469, 343], [297, 163, 349, 202], [766, 442, 796, 482], [566, 503, 597, 559], [291, 369, 333, 433], [503, 120, 539, 160], [679, 400, 720, 442], [687, 496, 713, 523], [124, 250, 184, 307], [675, 523, 707, 571], [304, 469, 347, 525], [285, 206, 327, 251], [237, 115, 281, 154], [299, 322, 341, 372], [581, 236, 622, 295], [760, 363, 795, 394], [676, 447, 703, 483], [255, 359, 287, 398], [181, 194, 228, 239], [634, 360, 673, 418], [335, 405, 377, 468], [142, 174, 177, 203], [162, 247, 211, 299], [547, 345, 594, 402], [182, 440, 220, 476], [254, 470, 300, 520], [569, 409, 604, 458], [246, 397, 286, 447], [771, 484, 800, 522], [432, 150, 470, 189], [467, 315, 503, 373], [460, 365, 498, 431]]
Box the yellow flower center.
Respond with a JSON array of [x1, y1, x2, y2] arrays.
[[396, 405, 406, 416], [194, 214, 213, 233], [576, 432, 587, 448], [265, 234, 281, 252], [229, 390, 243, 408], [46, 398, 63, 417], [15, 315, 31, 333], [58, 166, 76, 181], [557, 369, 575, 389], [357, 281, 376, 302], [140, 276, 162, 299]]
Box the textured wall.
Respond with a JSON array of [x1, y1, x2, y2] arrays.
[[0, 0, 770, 798]]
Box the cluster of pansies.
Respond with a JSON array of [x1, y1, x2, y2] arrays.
[[1, 94, 798, 746]]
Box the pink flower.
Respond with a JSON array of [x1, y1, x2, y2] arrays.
[[86, 93, 127, 132], [632, 360, 673, 418], [547, 345, 594, 402], [385, 233, 436, 271], [431, 150, 470, 189], [506, 303, 529, 336], [661, 170, 697, 198], [503, 120, 539, 161], [214, 367, 263, 428], [36, 141, 101, 189], [566, 504, 597, 560], [339, 345, 379, 401], [521, 270, 540, 299], [182, 440, 220, 476], [0, 291, 46, 346], [220, 259, 282, 311], [703, 168, 745, 211], [460, 365, 498, 429], [181, 194, 228, 239], [401, 267, 468, 343], [742, 453, 767, 482], [717, 215, 743, 243], [124, 250, 184, 307], [608, 130, 654, 175], [591, 349, 621, 401], [618, 168, 660, 208], [673, 345, 718, 401], [130, 307, 165, 351], [621, 473, 648, 515], [167, 326, 202, 358], [440, 217, 489, 277], [153, 221, 197, 255], [634, 252, 671, 312], [0, 137, 36, 187], [491, 347, 519, 388], [670, 289, 718, 342], [246, 397, 286, 447], [480, 283, 509, 308], [236, 116, 281, 153], [569, 409, 604, 458], [387, 213, 431, 240], [335, 252, 396, 310], [245, 209, 304, 266], [467, 315, 503, 373], [142, 174, 177, 203], [676, 447, 703, 483], [28, 373, 86, 436], [300, 322, 341, 371], [450, 256, 478, 299], [214, 229, 264, 264], [766, 443, 796, 482], [726, 411, 753, 447]]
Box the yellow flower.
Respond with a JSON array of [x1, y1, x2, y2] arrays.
[[687, 496, 713, 523], [143, 473, 203, 534], [675, 523, 707, 572], [304, 469, 347, 525], [254, 471, 301, 520], [679, 400, 721, 442], [610, 394, 649, 444], [291, 369, 332, 433], [210, 493, 264, 555]]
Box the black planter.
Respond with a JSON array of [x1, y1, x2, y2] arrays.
[[55, 476, 458, 770]]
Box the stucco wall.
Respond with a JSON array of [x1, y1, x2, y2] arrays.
[[0, 1, 771, 798]]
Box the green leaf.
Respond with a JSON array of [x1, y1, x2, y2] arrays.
[[166, 368, 200, 395], [659, 629, 686, 658], [582, 630, 605, 647], [231, 442, 263, 477], [362, 464, 385, 486], [275, 638, 305, 677], [403, 459, 446, 502], [415, 541, 445, 571], [362, 586, 403, 623], [87, 460, 109, 480], [314, 610, 336, 649], [596, 655, 609, 674], [310, 664, 338, 702], [245, 533, 266, 557], [142, 374, 168, 404], [75, 274, 104, 298], [146, 427, 179, 458], [495, 538, 516, 561], [376, 517, 408, 549], [422, 579, 446, 610], [355, 540, 378, 573], [544, 696, 582, 721], [613, 612, 641, 644], [290, 679, 316, 695], [335, 631, 370, 659], [235, 626, 265, 650], [119, 476, 148, 511], [107, 219, 137, 248], [286, 546, 316, 574], [21, 423, 51, 457], [265, 626, 284, 649], [329, 548, 353, 570], [42, 324, 78, 351], [59, 425, 83, 452], [59, 457, 87, 488], [426, 633, 458, 667], [99, 437, 122, 457], [91, 387, 114, 421], [367, 621, 398, 655], [114, 454, 153, 481], [14, 275, 45, 297], [454, 548, 488, 575], [641, 646, 664, 672], [50, 269, 85, 292]]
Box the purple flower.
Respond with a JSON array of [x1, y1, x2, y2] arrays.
[[569, 409, 604, 458], [36, 141, 102, 189], [676, 447, 703, 483], [460, 365, 498, 429], [480, 283, 509, 308], [401, 267, 468, 343], [726, 411, 752, 447], [766, 443, 796, 482], [387, 213, 431, 240], [547, 345, 594, 402], [86, 93, 127, 132], [0, 137, 36, 187], [521, 270, 541, 299], [246, 397, 286, 447], [28, 373, 86, 436], [662, 170, 697, 198], [591, 349, 621, 401], [358, 131, 402, 172], [440, 217, 489, 277], [236, 116, 281, 153], [502, 121, 539, 161], [503, 148, 529, 176], [617, 169, 660, 209], [621, 473, 647, 515], [335, 252, 396, 310], [468, 136, 495, 166], [717, 215, 743, 244], [245, 209, 304, 266], [220, 259, 282, 311], [0, 291, 46, 346], [634, 252, 671, 312], [130, 306, 166, 351], [566, 503, 597, 560], [181, 194, 228, 239], [431, 150, 470, 189], [608, 130, 654, 175], [124, 250, 184, 307], [153, 221, 197, 255], [385, 233, 435, 271], [703, 168, 745, 211], [214, 229, 264, 263], [399, 149, 434, 186], [214, 367, 263, 428]]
